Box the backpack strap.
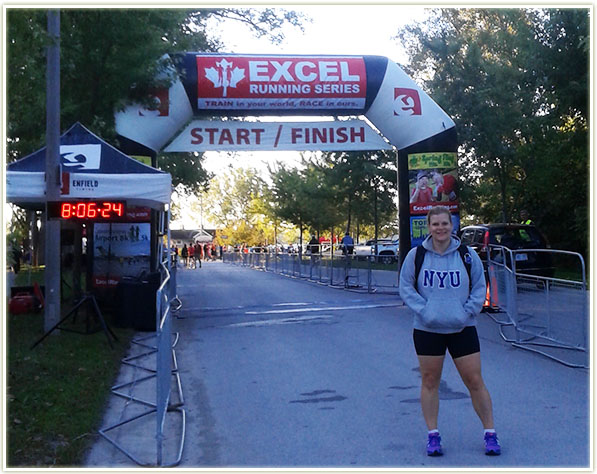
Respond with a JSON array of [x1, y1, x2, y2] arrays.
[[457, 243, 473, 291], [413, 243, 473, 292], [413, 245, 426, 291]]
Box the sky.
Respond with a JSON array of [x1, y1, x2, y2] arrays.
[[173, 5, 430, 229]]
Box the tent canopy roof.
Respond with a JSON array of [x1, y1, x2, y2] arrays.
[[7, 122, 171, 209], [8, 122, 163, 174]]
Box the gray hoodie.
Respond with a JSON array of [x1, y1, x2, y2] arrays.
[[399, 235, 486, 334]]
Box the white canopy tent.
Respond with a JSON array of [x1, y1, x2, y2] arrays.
[[6, 122, 171, 210]]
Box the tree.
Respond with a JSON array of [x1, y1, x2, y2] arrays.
[[202, 167, 277, 246], [314, 150, 397, 239], [396, 8, 589, 253], [267, 150, 398, 248], [159, 152, 213, 195], [6, 8, 306, 192], [268, 164, 317, 248]]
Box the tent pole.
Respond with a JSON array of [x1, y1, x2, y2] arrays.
[[44, 9, 61, 332]]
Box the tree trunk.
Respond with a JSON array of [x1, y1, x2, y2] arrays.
[[499, 161, 508, 222], [374, 179, 379, 242], [346, 194, 352, 235]]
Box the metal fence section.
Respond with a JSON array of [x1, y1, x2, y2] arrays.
[[486, 245, 589, 368], [223, 251, 400, 294], [99, 209, 186, 466], [225, 246, 588, 368]]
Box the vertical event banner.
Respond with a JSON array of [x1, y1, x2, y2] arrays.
[[92, 222, 151, 287], [408, 152, 460, 247]]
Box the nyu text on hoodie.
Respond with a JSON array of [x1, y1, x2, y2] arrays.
[[399, 235, 486, 334]]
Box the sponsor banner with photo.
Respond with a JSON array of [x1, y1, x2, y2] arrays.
[[196, 55, 367, 112], [408, 151, 461, 243], [408, 152, 460, 214], [92, 223, 151, 287], [164, 119, 391, 152]]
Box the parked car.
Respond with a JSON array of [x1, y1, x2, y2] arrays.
[[459, 223, 554, 277], [354, 236, 399, 265], [354, 241, 374, 259]]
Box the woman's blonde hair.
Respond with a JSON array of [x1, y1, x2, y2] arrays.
[[426, 205, 452, 225]]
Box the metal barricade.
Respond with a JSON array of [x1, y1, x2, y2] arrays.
[[486, 245, 588, 368], [368, 255, 400, 294], [227, 250, 400, 295], [99, 209, 186, 466]]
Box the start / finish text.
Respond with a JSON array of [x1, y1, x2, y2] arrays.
[[164, 119, 392, 152]]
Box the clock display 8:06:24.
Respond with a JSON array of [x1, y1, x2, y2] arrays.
[[60, 201, 125, 219]]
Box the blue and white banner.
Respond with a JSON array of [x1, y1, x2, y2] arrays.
[[116, 54, 455, 152]]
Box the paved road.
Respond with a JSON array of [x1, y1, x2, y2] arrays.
[[86, 260, 589, 468]]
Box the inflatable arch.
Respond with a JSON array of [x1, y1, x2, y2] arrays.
[[115, 54, 460, 261]]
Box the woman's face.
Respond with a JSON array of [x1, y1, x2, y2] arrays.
[[428, 212, 453, 244]]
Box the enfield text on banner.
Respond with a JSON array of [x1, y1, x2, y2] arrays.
[[164, 119, 392, 152]]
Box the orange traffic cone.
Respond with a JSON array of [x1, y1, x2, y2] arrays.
[[482, 271, 500, 312]]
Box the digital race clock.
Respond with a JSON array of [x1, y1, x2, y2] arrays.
[[48, 201, 126, 220]]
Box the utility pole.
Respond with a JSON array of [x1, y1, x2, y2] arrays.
[[44, 10, 61, 332]]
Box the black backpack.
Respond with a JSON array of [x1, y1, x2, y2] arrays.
[[413, 243, 473, 291]]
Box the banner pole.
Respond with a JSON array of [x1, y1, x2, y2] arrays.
[[396, 148, 411, 267]]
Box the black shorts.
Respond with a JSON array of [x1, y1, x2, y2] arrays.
[[413, 326, 480, 359]]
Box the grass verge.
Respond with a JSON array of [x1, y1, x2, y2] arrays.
[[6, 268, 134, 467]]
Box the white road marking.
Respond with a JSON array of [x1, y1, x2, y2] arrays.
[[224, 315, 333, 328], [245, 302, 401, 315], [272, 302, 310, 307]]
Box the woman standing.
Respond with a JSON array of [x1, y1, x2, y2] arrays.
[[399, 206, 500, 457]]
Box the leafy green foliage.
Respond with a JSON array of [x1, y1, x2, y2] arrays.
[[202, 167, 278, 246], [267, 151, 397, 244], [314, 150, 397, 238], [397, 8, 589, 255], [158, 152, 213, 195], [268, 163, 319, 239], [6, 7, 306, 192]]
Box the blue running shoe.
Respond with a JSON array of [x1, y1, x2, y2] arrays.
[[427, 432, 443, 456], [484, 432, 501, 455]]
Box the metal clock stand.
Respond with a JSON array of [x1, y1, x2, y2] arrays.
[[31, 292, 118, 349]]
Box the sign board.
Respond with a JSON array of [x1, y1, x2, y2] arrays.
[[195, 55, 368, 112], [92, 222, 151, 287], [164, 119, 391, 152], [407, 151, 461, 245]]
